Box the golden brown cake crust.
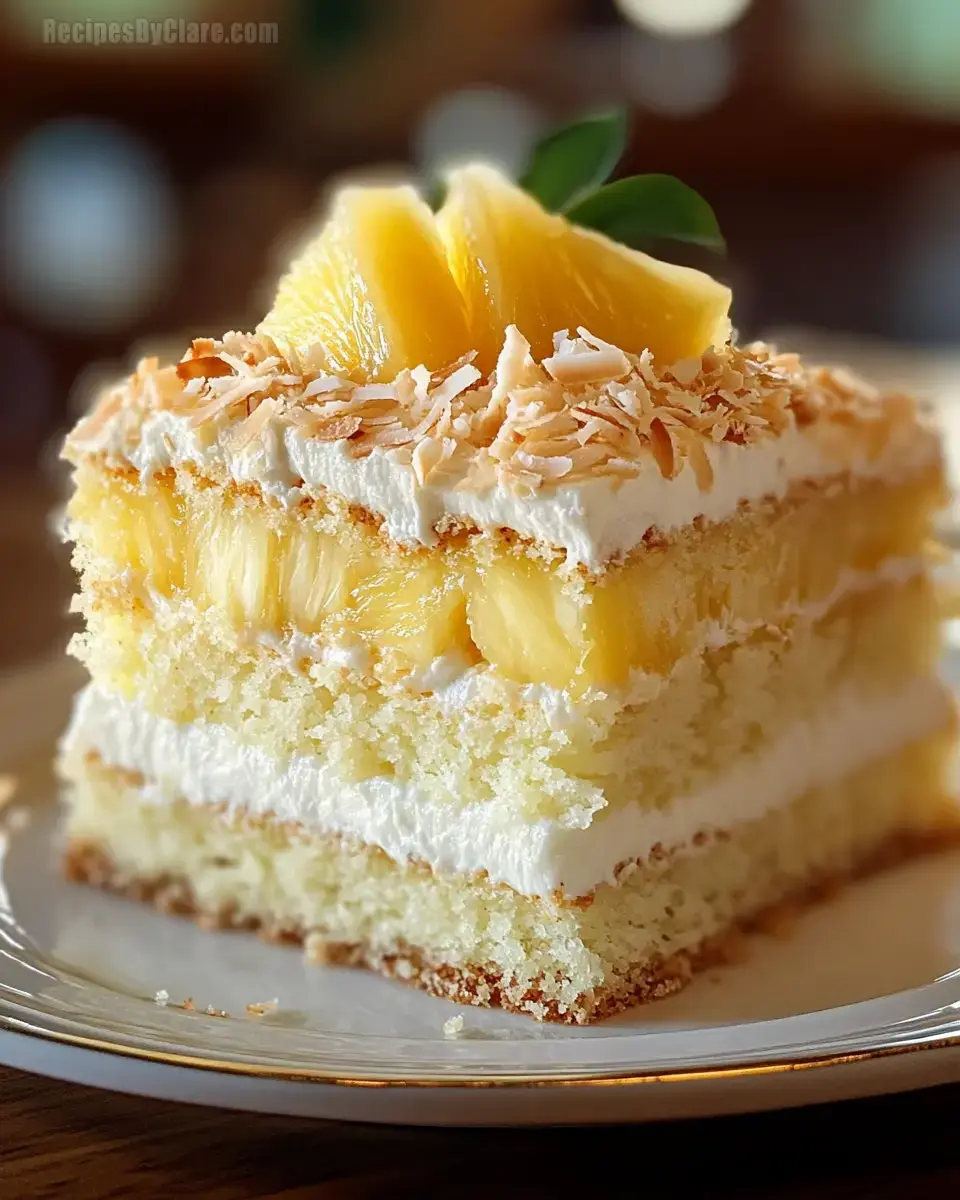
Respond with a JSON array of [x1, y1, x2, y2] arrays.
[[63, 828, 959, 1025]]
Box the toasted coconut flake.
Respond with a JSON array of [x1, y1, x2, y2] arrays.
[[412, 435, 445, 486], [491, 325, 537, 407], [677, 425, 714, 491], [69, 389, 124, 444], [648, 416, 677, 479], [368, 423, 415, 448], [601, 456, 641, 479], [564, 442, 613, 476], [226, 395, 279, 451], [302, 374, 350, 399], [667, 357, 702, 386], [605, 381, 641, 418], [411, 395, 450, 440], [359, 412, 404, 427], [311, 414, 363, 443], [410, 364, 433, 412], [499, 463, 543, 496], [577, 327, 631, 370], [575, 415, 615, 446], [284, 406, 324, 429], [520, 434, 582, 458], [422, 436, 463, 485], [67, 323, 932, 506], [351, 383, 397, 402], [543, 340, 630, 385], [431, 350, 477, 385], [176, 355, 234, 382], [181, 377, 205, 398], [186, 393, 234, 428], [515, 451, 574, 481], [188, 376, 272, 427], [430, 362, 482, 408]]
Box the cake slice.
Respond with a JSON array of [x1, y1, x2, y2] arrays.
[[58, 166, 958, 1023]]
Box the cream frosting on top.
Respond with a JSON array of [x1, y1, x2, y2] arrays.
[[64, 326, 942, 570]]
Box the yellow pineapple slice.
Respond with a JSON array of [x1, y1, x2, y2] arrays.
[[279, 522, 368, 634], [258, 184, 472, 381], [465, 555, 585, 689], [68, 469, 184, 596], [349, 558, 472, 670], [437, 164, 732, 372], [70, 464, 943, 691], [187, 501, 283, 629]]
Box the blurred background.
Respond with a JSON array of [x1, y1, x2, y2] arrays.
[[1, 0, 959, 665]]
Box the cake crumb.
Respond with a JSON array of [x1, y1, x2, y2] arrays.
[[154, 988, 170, 1006], [442, 1014, 464, 1039], [245, 998, 279, 1017]]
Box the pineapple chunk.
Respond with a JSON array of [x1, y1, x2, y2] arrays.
[[258, 185, 472, 381], [68, 470, 184, 596], [187, 500, 282, 628], [279, 520, 368, 634], [465, 554, 584, 689], [72, 467, 942, 692], [350, 558, 472, 668], [437, 164, 732, 371]]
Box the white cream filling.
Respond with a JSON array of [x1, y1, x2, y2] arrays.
[[78, 403, 940, 571], [62, 677, 952, 899]]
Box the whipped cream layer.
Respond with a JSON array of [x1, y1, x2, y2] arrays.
[[62, 678, 954, 899], [76, 404, 939, 572]]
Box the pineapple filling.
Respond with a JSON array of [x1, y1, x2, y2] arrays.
[[69, 464, 941, 691]]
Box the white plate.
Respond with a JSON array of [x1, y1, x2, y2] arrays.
[[0, 656, 957, 1125]]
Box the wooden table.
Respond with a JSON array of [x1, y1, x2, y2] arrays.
[[1, 476, 958, 1197], [0, 1069, 956, 1198]]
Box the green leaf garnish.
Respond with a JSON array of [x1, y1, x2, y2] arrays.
[[520, 110, 627, 212], [518, 109, 725, 252], [425, 176, 447, 213], [566, 175, 726, 251]]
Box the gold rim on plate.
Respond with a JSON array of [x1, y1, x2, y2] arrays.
[[2, 1015, 957, 1088]]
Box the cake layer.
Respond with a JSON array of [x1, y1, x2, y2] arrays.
[[66, 456, 943, 689], [64, 332, 941, 571], [71, 573, 942, 834], [62, 669, 954, 898], [63, 735, 960, 1022]]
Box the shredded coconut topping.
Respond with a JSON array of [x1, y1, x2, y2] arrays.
[[67, 325, 924, 498]]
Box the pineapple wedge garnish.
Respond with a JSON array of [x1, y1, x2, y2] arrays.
[[437, 165, 732, 372], [259, 167, 731, 380], [258, 185, 473, 381]]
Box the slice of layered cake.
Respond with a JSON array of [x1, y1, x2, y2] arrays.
[[59, 162, 958, 1023]]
